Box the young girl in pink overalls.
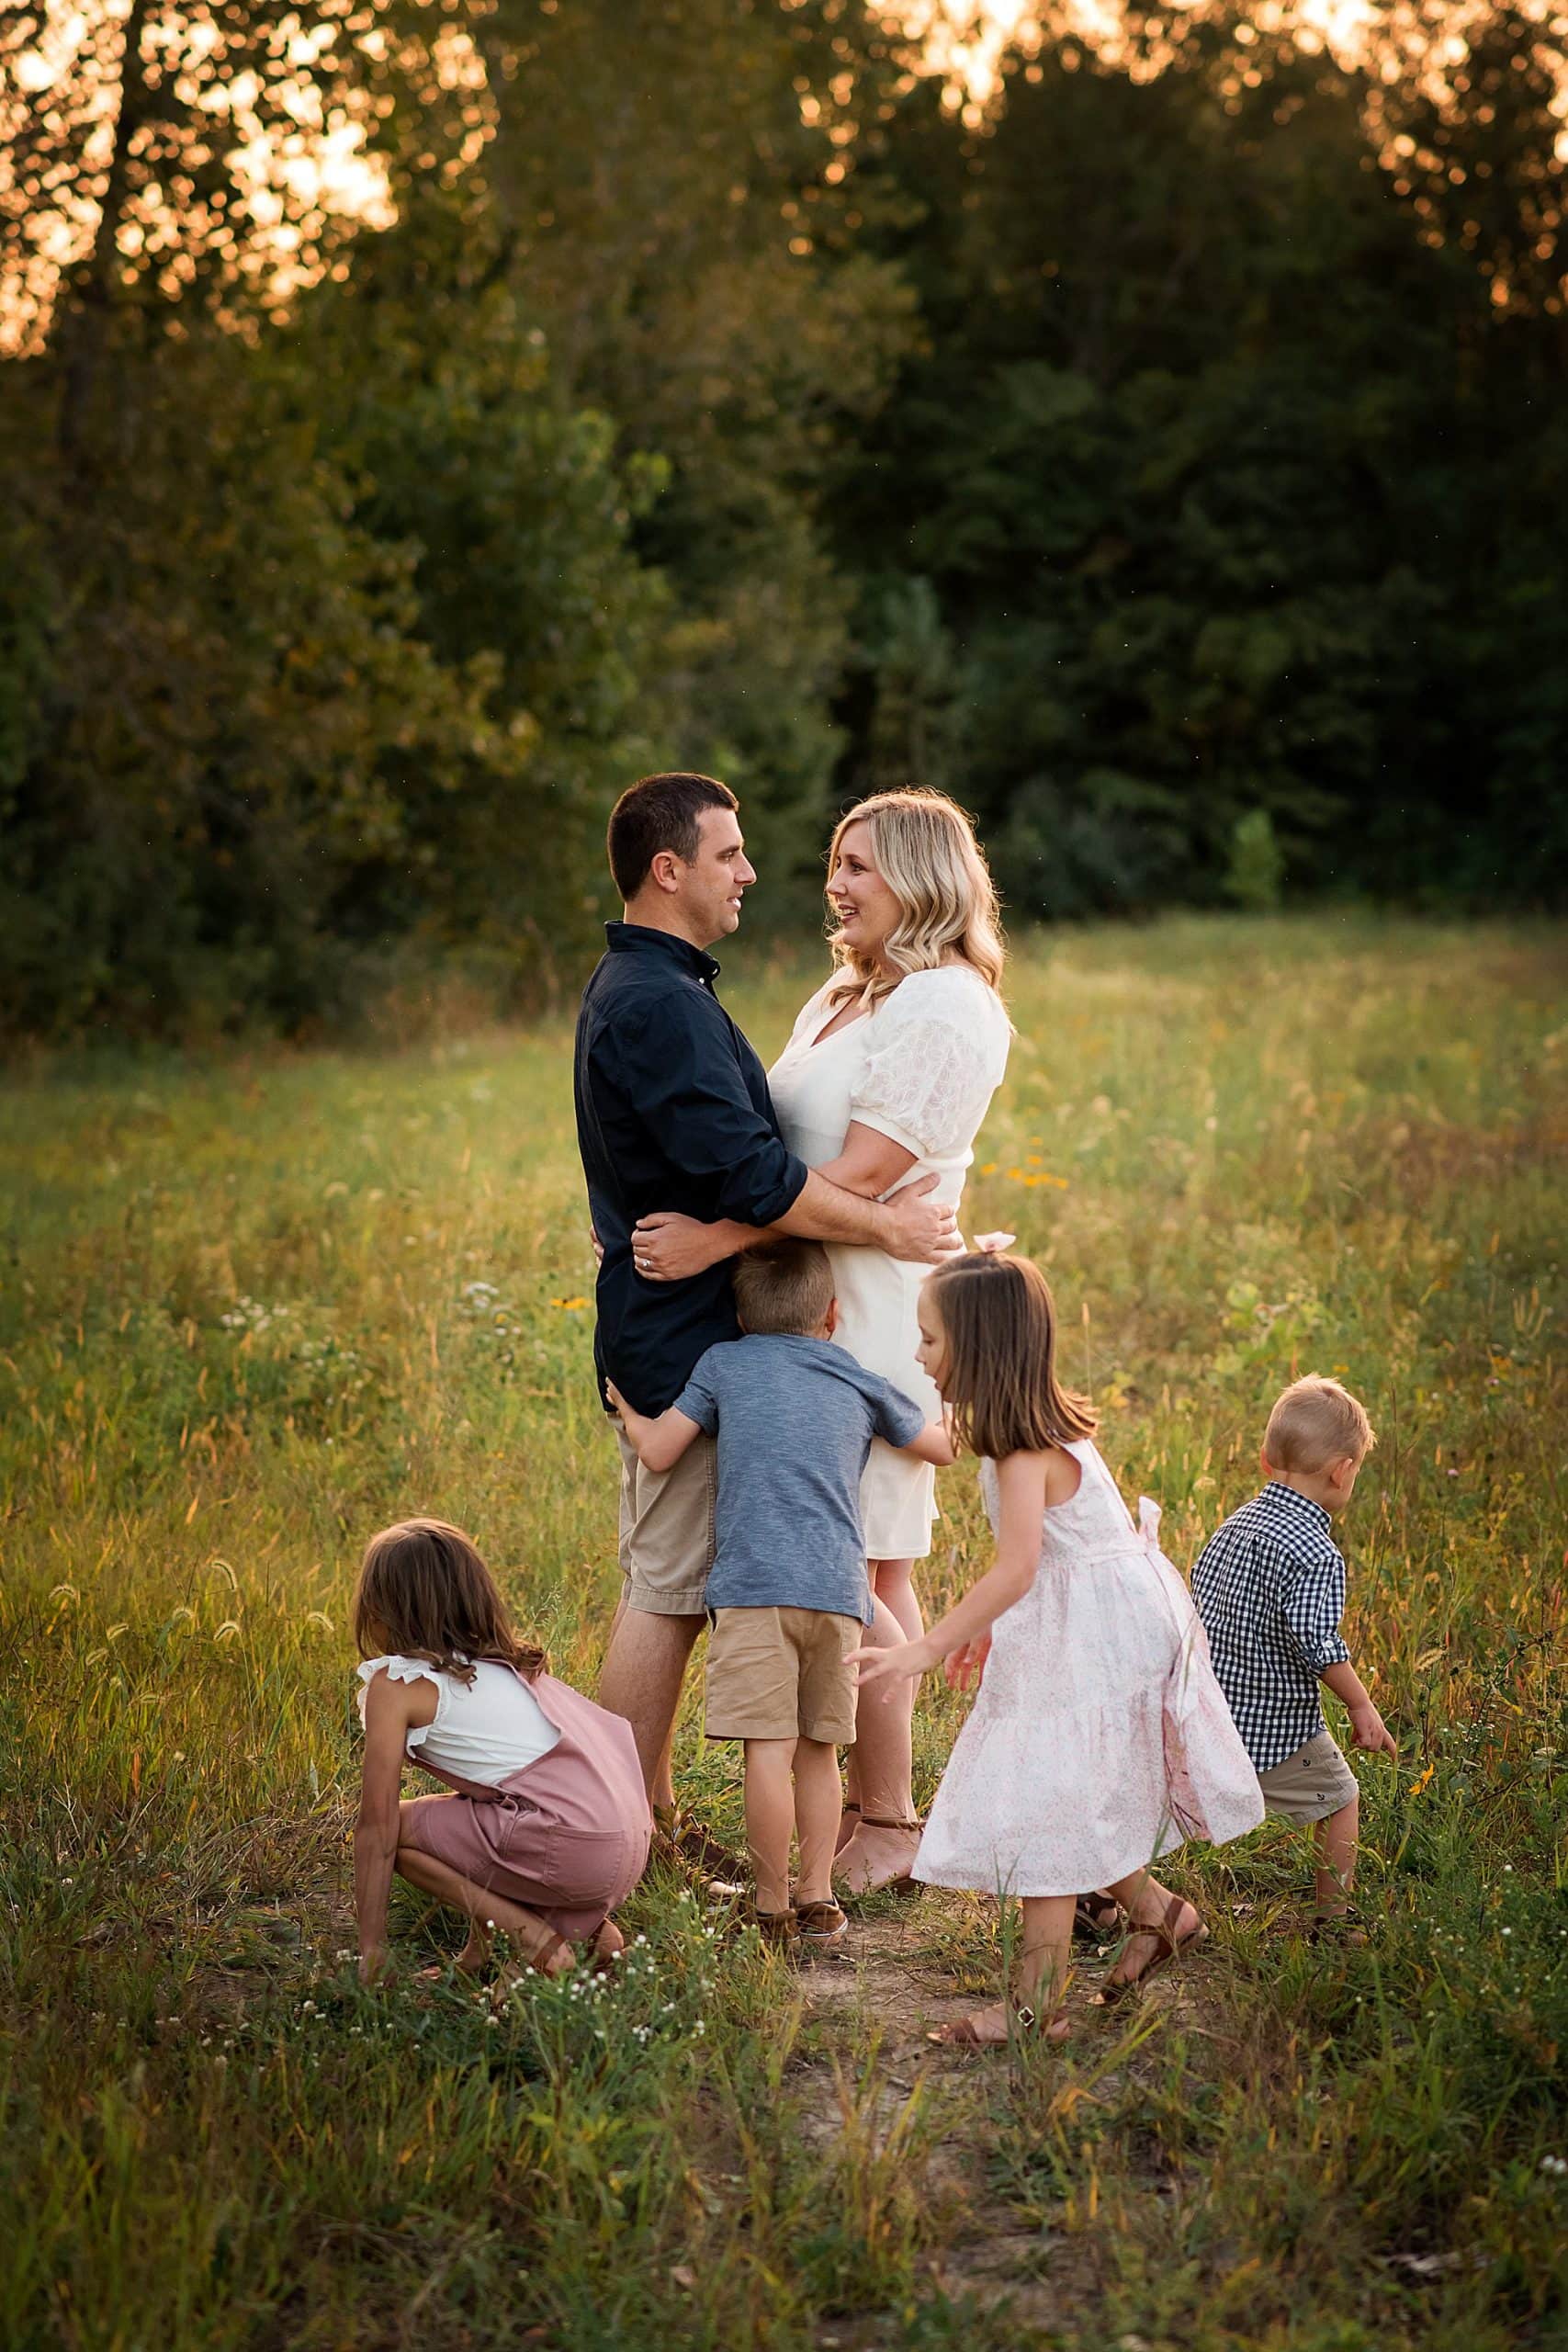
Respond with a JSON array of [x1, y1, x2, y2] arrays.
[[352, 1519, 651, 1986]]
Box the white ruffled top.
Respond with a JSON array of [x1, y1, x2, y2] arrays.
[[767, 960, 1010, 1561], [356, 1655, 560, 1786]]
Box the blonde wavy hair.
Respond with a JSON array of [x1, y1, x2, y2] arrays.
[[825, 788, 1007, 1009]]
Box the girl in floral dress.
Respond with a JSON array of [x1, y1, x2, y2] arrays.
[[856, 1253, 1263, 2046]]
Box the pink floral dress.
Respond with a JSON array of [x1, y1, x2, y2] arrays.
[[914, 1442, 1264, 1898]]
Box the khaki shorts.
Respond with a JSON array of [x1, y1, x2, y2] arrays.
[[1258, 1731, 1359, 1825], [705, 1607, 862, 1745], [615, 1425, 716, 1618]]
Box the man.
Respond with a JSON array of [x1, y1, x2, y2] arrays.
[[575, 772, 957, 1860]]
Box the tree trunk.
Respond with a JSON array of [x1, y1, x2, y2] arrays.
[[57, 0, 153, 469]]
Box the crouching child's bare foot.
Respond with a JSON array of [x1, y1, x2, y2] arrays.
[[418, 1924, 494, 1983], [588, 1918, 626, 1972]]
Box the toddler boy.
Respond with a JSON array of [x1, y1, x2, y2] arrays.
[[1192, 1374, 1395, 1937], [609, 1238, 949, 1952]]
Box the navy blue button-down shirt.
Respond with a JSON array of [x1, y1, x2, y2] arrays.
[[574, 922, 809, 1414]]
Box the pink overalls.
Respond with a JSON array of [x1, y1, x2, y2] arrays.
[[400, 1672, 651, 1942]]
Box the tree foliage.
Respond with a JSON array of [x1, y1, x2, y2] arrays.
[[0, 0, 1563, 1038], [834, 3, 1568, 916]]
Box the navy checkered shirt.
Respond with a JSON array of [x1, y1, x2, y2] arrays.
[[1190, 1482, 1351, 1772]]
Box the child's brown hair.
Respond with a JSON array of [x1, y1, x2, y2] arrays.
[[924, 1252, 1096, 1459], [351, 1518, 545, 1686], [732, 1238, 835, 1337]]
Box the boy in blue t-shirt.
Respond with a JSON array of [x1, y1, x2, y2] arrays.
[[610, 1238, 950, 1952]]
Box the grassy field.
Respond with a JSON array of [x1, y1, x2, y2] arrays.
[[3, 912, 1566, 2352]]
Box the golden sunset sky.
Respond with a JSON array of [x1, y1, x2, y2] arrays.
[[3, 0, 1564, 357]]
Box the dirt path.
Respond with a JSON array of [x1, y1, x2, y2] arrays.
[[785, 1905, 1116, 2335]]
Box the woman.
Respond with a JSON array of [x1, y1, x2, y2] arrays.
[[631, 788, 1010, 1894]]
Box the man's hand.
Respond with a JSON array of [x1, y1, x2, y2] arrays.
[[880, 1174, 961, 1265], [1348, 1701, 1396, 1757], [589, 1222, 604, 1271], [944, 1634, 991, 1692], [630, 1211, 734, 1282]]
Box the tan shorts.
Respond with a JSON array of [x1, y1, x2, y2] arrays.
[[1258, 1732, 1359, 1825], [705, 1607, 862, 1745], [615, 1425, 716, 1618]]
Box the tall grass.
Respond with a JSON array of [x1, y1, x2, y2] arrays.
[[2, 913, 1564, 2348]]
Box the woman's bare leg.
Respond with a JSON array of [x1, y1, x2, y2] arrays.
[[873, 1556, 923, 1643], [835, 1582, 920, 1894], [842, 1560, 919, 1836]]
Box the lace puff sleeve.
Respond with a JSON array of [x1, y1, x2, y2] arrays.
[[851, 970, 1008, 1160]]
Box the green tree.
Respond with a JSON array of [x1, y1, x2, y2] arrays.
[[459, 0, 919, 899], [837, 6, 1568, 912], [0, 1, 672, 1035]]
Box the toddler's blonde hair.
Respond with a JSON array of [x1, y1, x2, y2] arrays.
[[1264, 1376, 1375, 1474]]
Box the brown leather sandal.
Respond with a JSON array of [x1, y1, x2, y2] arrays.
[[795, 1899, 849, 1952], [1074, 1893, 1122, 1941], [1095, 1900, 1207, 2004], [494, 1928, 576, 1993], [928, 2003, 1072, 2048], [655, 1812, 746, 1882], [1308, 1905, 1369, 1948]]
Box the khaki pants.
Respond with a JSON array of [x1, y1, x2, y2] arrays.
[[615, 1425, 716, 1617]]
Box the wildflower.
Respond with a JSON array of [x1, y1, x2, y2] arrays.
[[550, 1296, 589, 1312], [1540, 2155, 1567, 2177], [1409, 1765, 1435, 1797]]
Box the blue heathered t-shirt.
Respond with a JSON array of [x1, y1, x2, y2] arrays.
[[673, 1334, 927, 1623]]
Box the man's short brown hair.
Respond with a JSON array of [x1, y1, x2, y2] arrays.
[[732, 1239, 834, 1338], [1264, 1376, 1375, 1473], [606, 773, 739, 901]]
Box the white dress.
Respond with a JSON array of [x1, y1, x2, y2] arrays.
[[914, 1444, 1265, 1897], [768, 963, 1010, 1560]]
